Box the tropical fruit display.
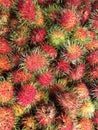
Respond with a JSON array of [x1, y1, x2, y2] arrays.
[[0, 0, 98, 130]]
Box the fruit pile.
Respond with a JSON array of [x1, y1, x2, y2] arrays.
[[0, 0, 98, 130]]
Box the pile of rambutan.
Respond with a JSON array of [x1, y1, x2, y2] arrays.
[[0, 0, 98, 129]]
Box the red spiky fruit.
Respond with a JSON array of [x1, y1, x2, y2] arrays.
[[31, 28, 46, 44], [74, 83, 89, 99], [69, 64, 85, 80], [17, 84, 36, 106], [18, 0, 36, 22], [65, 0, 80, 8], [86, 50, 98, 64], [79, 118, 93, 130], [0, 107, 15, 130], [37, 0, 45, 5], [36, 103, 55, 126], [37, 70, 54, 86], [92, 20, 98, 31], [41, 44, 57, 59], [0, 38, 11, 54], [57, 59, 70, 73], [85, 40, 98, 50], [0, 0, 14, 8], [24, 52, 47, 72], [12, 69, 32, 84], [66, 44, 83, 61], [60, 9, 77, 31], [0, 81, 14, 103], [87, 30, 96, 39], [89, 66, 98, 79], [93, 111, 98, 124]]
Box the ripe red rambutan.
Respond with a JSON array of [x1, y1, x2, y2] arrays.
[[69, 64, 85, 80], [0, 107, 15, 130], [37, 0, 46, 5], [86, 50, 98, 64], [24, 52, 47, 72], [66, 44, 83, 61], [37, 70, 54, 86], [92, 20, 98, 31], [57, 59, 70, 73], [36, 103, 55, 126], [65, 0, 80, 8], [0, 81, 14, 103], [85, 40, 98, 50], [0, 38, 11, 54], [18, 0, 36, 22], [74, 83, 89, 99], [31, 28, 46, 44], [12, 69, 32, 84], [41, 44, 57, 59], [60, 9, 77, 31], [79, 118, 93, 130], [87, 31, 96, 39], [93, 111, 98, 124], [17, 84, 36, 106], [89, 66, 98, 79], [0, 0, 14, 8], [57, 114, 73, 130]]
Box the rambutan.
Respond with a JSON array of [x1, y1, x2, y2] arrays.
[[57, 59, 70, 73], [36, 103, 55, 126], [69, 64, 85, 80], [34, 91, 45, 104], [22, 115, 36, 130], [0, 25, 9, 36], [37, 70, 54, 86], [0, 56, 12, 71], [74, 83, 89, 99], [93, 111, 98, 124], [89, 66, 98, 79], [41, 44, 57, 59], [18, 0, 36, 22], [86, 50, 98, 64], [60, 9, 77, 31], [92, 20, 98, 31], [79, 100, 95, 118], [31, 28, 46, 44], [12, 69, 32, 84], [79, 118, 93, 130], [24, 51, 48, 72], [0, 81, 14, 103], [17, 84, 36, 106], [57, 114, 73, 130], [0, 38, 11, 54], [0, 0, 14, 8], [0, 10, 10, 25], [66, 44, 83, 61], [85, 40, 98, 50], [0, 107, 15, 130], [65, 0, 80, 8]]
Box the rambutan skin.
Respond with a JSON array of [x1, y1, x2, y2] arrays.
[[65, 0, 80, 8], [85, 40, 98, 50], [87, 50, 98, 64], [93, 111, 98, 124], [0, 0, 14, 8], [17, 84, 36, 106], [0, 107, 15, 130]]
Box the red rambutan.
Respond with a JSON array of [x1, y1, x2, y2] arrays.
[[0, 0, 14, 8], [0, 107, 15, 130], [18, 0, 36, 22], [60, 9, 77, 31], [92, 20, 98, 31], [65, 0, 80, 8], [89, 66, 98, 79], [17, 84, 36, 106], [0, 81, 14, 103], [36, 103, 55, 126], [0, 38, 11, 54], [85, 40, 98, 50], [93, 111, 98, 124]]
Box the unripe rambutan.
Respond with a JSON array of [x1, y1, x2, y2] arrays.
[[0, 81, 14, 103], [69, 64, 85, 80], [60, 9, 77, 31], [65, 44, 83, 61], [0, 107, 15, 130], [41, 44, 57, 59], [86, 50, 98, 64], [31, 28, 46, 44], [0, 10, 10, 25], [0, 38, 11, 54], [65, 0, 80, 8], [17, 84, 36, 106], [0, 0, 14, 8], [0, 56, 12, 71], [24, 51, 48, 72], [93, 111, 98, 124], [74, 83, 89, 99], [85, 40, 98, 50], [57, 114, 73, 130], [57, 59, 70, 73], [12, 69, 32, 84], [79, 100, 95, 118], [37, 70, 54, 86], [79, 118, 93, 130], [18, 0, 36, 22], [36, 103, 55, 126], [22, 115, 36, 130]]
